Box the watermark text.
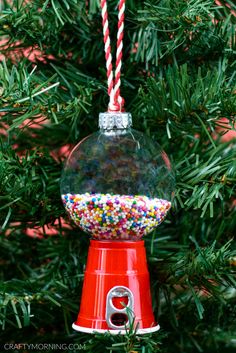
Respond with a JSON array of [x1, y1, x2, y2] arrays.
[[3, 343, 86, 351]]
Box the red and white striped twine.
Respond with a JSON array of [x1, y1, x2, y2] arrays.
[[101, 0, 125, 112]]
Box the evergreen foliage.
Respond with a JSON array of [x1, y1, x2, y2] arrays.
[[0, 0, 236, 352]]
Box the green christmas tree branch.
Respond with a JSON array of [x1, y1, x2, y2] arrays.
[[0, 0, 236, 352]]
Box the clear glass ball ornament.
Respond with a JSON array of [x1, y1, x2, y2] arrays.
[[61, 112, 175, 240]]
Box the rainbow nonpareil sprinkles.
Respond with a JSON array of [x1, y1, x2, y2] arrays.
[[62, 193, 171, 240]]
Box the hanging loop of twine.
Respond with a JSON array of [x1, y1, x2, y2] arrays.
[[101, 0, 125, 112]]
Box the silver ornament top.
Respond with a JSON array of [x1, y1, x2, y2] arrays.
[[99, 112, 132, 131]]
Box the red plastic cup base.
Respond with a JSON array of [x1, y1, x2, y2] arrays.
[[74, 240, 159, 334]]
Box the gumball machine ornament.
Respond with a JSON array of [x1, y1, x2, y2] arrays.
[[61, 0, 175, 334], [61, 112, 174, 333]]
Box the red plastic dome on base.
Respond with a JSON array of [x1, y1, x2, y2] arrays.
[[73, 240, 159, 334]]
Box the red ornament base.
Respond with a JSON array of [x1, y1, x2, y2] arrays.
[[73, 239, 159, 334]]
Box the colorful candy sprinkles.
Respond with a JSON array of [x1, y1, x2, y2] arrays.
[[62, 193, 171, 240]]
